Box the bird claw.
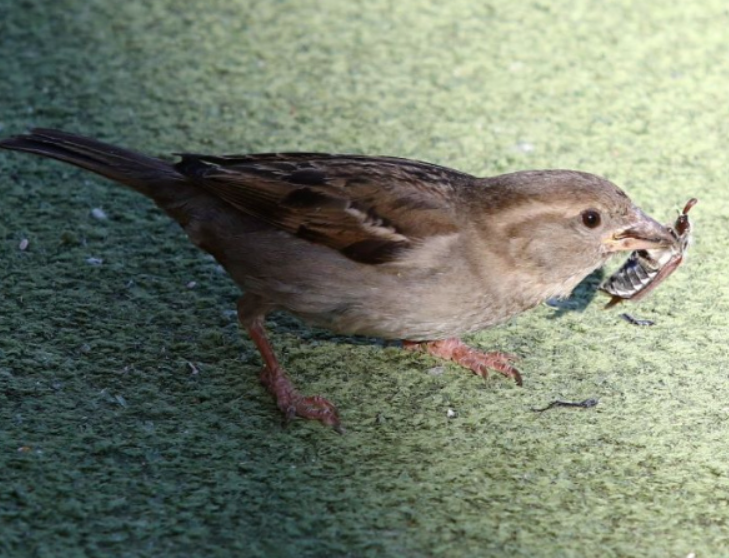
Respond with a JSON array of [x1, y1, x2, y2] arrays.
[[468, 351, 523, 386], [284, 394, 343, 432], [260, 366, 342, 432], [404, 339, 523, 386]]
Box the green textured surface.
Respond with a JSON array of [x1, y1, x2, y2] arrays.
[[0, 1, 727, 556]]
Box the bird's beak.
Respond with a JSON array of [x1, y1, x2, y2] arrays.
[[603, 208, 676, 253]]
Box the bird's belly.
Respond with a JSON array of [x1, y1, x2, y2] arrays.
[[308, 304, 505, 341], [225, 230, 530, 341], [289, 275, 521, 341]]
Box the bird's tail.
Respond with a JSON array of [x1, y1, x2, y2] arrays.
[[0, 128, 186, 203]]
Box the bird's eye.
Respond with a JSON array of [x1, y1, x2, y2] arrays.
[[581, 209, 602, 228]]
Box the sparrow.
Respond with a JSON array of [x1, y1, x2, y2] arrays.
[[0, 129, 676, 431]]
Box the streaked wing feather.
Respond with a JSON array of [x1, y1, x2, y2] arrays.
[[174, 153, 465, 264]]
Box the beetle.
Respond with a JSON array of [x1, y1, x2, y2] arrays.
[[600, 198, 697, 308]]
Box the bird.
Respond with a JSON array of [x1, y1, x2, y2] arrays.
[[0, 129, 676, 431]]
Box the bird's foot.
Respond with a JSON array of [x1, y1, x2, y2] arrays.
[[403, 338, 522, 386], [240, 301, 342, 432], [259, 365, 343, 432]]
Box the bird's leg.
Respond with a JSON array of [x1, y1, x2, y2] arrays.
[[237, 295, 341, 431], [402, 338, 523, 386]]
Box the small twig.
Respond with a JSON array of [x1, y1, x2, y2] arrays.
[[531, 398, 599, 412], [620, 313, 655, 327]]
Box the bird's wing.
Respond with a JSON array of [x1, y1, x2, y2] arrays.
[[174, 153, 468, 264]]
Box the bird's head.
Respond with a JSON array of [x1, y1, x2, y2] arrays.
[[477, 170, 676, 300]]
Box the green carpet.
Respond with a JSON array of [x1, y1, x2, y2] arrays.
[[1, 1, 727, 556]]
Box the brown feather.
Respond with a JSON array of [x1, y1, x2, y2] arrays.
[[174, 153, 463, 263]]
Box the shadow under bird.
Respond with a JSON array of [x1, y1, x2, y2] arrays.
[[0, 129, 676, 431]]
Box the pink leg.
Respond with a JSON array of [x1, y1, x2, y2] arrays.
[[403, 338, 523, 386], [238, 297, 341, 431]]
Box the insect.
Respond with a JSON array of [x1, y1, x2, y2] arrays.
[[600, 198, 697, 308]]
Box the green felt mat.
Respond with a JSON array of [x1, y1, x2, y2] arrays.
[[1, 1, 727, 556]]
